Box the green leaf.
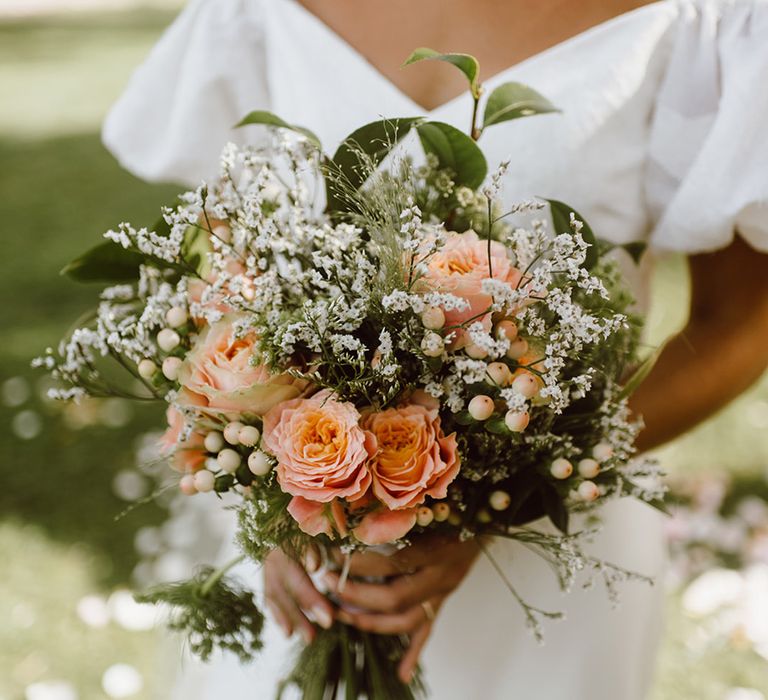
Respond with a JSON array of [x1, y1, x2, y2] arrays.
[[621, 241, 647, 264], [61, 241, 147, 283], [181, 224, 213, 279], [542, 484, 569, 534], [597, 239, 648, 266], [326, 117, 422, 213], [618, 339, 669, 401], [404, 48, 481, 98], [546, 198, 598, 270], [416, 121, 488, 189], [452, 410, 474, 426], [482, 81, 559, 128], [236, 110, 321, 149], [485, 417, 510, 435]]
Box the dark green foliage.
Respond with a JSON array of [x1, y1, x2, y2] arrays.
[[237, 481, 315, 563], [135, 565, 264, 662]]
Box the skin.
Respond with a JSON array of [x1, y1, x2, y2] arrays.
[[264, 0, 768, 684]]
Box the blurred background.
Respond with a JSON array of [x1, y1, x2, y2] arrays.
[[2, 1, 768, 699]]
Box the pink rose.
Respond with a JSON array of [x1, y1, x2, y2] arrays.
[[362, 401, 460, 510], [262, 390, 375, 503], [353, 508, 418, 545], [177, 315, 306, 416], [287, 496, 349, 538], [422, 230, 522, 330], [159, 402, 206, 473]]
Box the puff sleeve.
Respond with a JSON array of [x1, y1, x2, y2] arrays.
[[102, 0, 270, 185], [646, 0, 768, 252]]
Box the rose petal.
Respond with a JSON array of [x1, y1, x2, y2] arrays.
[[353, 508, 418, 545]]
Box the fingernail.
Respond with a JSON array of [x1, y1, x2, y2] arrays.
[[304, 548, 319, 573], [312, 605, 333, 629], [301, 628, 313, 645], [279, 621, 290, 638]]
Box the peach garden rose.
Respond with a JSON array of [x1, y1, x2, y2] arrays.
[[422, 229, 522, 330], [362, 397, 460, 511], [262, 390, 375, 504], [177, 315, 306, 416]]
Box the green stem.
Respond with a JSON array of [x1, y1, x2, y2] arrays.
[[470, 87, 482, 140], [200, 554, 247, 597]]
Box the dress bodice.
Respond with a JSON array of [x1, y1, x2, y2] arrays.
[[103, 0, 768, 257]]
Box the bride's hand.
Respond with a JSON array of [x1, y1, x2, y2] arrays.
[[264, 548, 334, 644], [325, 534, 481, 683]]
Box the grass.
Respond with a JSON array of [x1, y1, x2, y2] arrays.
[[1, 6, 767, 700]]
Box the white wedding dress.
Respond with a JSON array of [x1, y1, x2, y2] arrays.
[[103, 1, 768, 697]]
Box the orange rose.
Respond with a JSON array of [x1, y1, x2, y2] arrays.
[[262, 390, 375, 503], [362, 400, 460, 510], [353, 508, 418, 545], [422, 230, 522, 332], [177, 315, 306, 417]]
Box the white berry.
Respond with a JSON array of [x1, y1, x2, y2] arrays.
[[248, 450, 272, 476], [506, 338, 529, 360], [165, 306, 188, 328], [224, 421, 244, 445], [504, 410, 530, 432], [204, 457, 218, 471], [416, 506, 434, 527], [486, 362, 512, 386], [157, 328, 181, 352], [578, 480, 600, 502], [238, 425, 261, 447], [489, 490, 511, 511], [495, 320, 518, 342], [578, 458, 601, 479], [179, 474, 197, 495], [204, 431, 225, 453], [162, 356, 183, 381], [217, 448, 241, 474], [193, 470, 215, 493], [468, 395, 495, 421], [137, 359, 157, 379], [550, 458, 573, 480], [465, 342, 489, 360], [421, 306, 445, 330], [512, 373, 539, 398], [421, 332, 444, 357], [593, 443, 614, 462], [432, 502, 451, 522]]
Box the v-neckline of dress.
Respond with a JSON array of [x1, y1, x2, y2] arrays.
[[283, 0, 669, 114]]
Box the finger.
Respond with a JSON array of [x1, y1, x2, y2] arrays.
[[283, 559, 335, 630], [399, 620, 433, 685], [270, 585, 316, 644], [265, 597, 292, 638], [326, 566, 446, 613], [336, 599, 433, 634]]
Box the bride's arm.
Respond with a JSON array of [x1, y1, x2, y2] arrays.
[[631, 235, 768, 451]]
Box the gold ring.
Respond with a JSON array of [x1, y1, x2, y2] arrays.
[[421, 600, 436, 621]]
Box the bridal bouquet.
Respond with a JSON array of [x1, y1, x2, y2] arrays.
[[36, 50, 664, 698]]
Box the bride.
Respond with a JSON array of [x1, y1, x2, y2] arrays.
[[104, 0, 768, 697]]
